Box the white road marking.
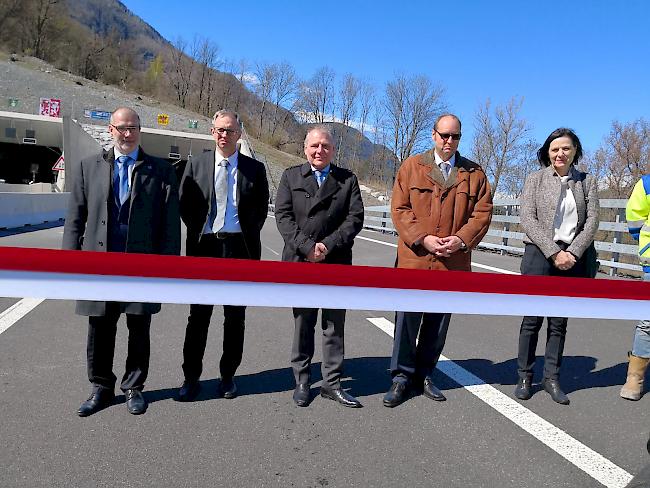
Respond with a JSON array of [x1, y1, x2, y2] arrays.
[[367, 316, 632, 488], [0, 298, 45, 336], [263, 244, 280, 256], [357, 234, 521, 275]]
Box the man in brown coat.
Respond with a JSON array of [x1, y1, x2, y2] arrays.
[[383, 113, 493, 407]]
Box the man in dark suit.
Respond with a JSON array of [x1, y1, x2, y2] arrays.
[[176, 110, 269, 402], [275, 126, 364, 408], [63, 107, 181, 416]]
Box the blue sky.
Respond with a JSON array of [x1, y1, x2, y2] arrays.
[[121, 0, 649, 153]]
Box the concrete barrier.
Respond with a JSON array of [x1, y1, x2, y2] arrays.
[[0, 192, 69, 229]]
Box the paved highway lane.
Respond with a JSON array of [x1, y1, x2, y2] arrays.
[[0, 220, 647, 487]]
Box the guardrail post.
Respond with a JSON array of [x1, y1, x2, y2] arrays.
[[501, 205, 511, 255], [381, 211, 387, 233], [610, 208, 625, 276]]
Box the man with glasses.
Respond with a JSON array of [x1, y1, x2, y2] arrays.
[[383, 113, 493, 407], [176, 109, 269, 402], [63, 107, 180, 416]]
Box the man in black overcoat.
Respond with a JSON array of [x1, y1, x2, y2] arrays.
[[275, 126, 364, 408], [63, 107, 181, 416]]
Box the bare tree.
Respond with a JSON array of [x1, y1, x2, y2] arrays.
[[296, 66, 336, 123], [384, 74, 446, 167], [270, 61, 297, 137], [357, 81, 375, 137], [195, 37, 220, 115], [0, 0, 21, 33], [254, 61, 276, 137], [168, 36, 196, 109], [471, 97, 533, 197], [593, 118, 650, 197], [21, 0, 60, 59], [338, 74, 360, 126]]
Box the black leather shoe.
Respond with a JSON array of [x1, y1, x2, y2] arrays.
[[217, 378, 238, 399], [514, 377, 533, 400], [125, 389, 147, 415], [77, 388, 114, 417], [542, 378, 570, 405], [293, 384, 310, 407], [176, 380, 201, 402], [383, 382, 409, 408], [320, 387, 362, 408], [423, 377, 446, 401]]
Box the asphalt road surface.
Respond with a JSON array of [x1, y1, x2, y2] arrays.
[[1, 218, 647, 488]]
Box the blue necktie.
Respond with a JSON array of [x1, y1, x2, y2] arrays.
[[116, 155, 130, 205], [314, 170, 324, 187]]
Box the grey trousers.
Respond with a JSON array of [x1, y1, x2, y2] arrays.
[[291, 308, 346, 388]]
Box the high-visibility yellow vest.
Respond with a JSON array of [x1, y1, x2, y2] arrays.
[[626, 175, 650, 272]]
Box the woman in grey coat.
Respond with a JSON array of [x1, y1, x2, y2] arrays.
[[514, 128, 599, 405]]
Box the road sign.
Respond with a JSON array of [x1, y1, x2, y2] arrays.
[[157, 113, 169, 126], [8, 98, 19, 108], [39, 98, 61, 118], [83, 109, 111, 121], [52, 155, 64, 171], [188, 119, 198, 129]]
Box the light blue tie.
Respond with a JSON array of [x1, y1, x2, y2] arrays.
[[116, 155, 130, 205], [211, 159, 229, 233], [314, 170, 324, 187]]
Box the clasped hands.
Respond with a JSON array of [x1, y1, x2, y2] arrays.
[[306, 242, 328, 262], [552, 250, 576, 271], [422, 235, 464, 257]]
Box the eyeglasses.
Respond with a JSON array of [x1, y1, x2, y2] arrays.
[[213, 127, 240, 135], [436, 131, 462, 141], [110, 125, 140, 135]]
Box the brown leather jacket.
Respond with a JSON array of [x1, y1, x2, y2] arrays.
[[391, 150, 493, 271]]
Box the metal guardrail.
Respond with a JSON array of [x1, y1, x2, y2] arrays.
[[365, 199, 641, 275]]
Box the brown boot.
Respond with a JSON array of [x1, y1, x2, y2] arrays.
[[620, 354, 650, 401]]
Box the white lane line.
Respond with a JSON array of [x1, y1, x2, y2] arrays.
[[0, 298, 45, 336], [357, 235, 397, 247], [263, 244, 280, 256], [366, 317, 632, 488], [357, 235, 520, 275]]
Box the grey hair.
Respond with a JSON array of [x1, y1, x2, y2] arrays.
[[433, 113, 462, 132], [304, 125, 335, 147], [110, 107, 141, 126], [212, 109, 242, 129]]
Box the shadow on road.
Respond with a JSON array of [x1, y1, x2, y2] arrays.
[[439, 356, 627, 394], [142, 356, 392, 404]]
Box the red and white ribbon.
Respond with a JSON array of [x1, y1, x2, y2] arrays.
[[0, 246, 647, 320]]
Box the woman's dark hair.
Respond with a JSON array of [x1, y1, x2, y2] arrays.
[[537, 128, 583, 167]]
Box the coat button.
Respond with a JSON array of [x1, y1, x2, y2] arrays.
[[98, 241, 104, 247], [305, 193, 310, 198], [101, 220, 106, 225]]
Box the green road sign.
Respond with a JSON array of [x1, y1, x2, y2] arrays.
[[188, 120, 198, 129], [8, 98, 19, 108]]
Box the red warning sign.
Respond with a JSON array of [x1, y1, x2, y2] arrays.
[[52, 155, 64, 171]]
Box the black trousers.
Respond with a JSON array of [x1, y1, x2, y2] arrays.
[[390, 311, 451, 384], [291, 308, 346, 388], [517, 243, 588, 380], [87, 304, 151, 392], [182, 233, 250, 382]]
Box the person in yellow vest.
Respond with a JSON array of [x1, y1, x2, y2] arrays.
[[620, 175, 650, 401]]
